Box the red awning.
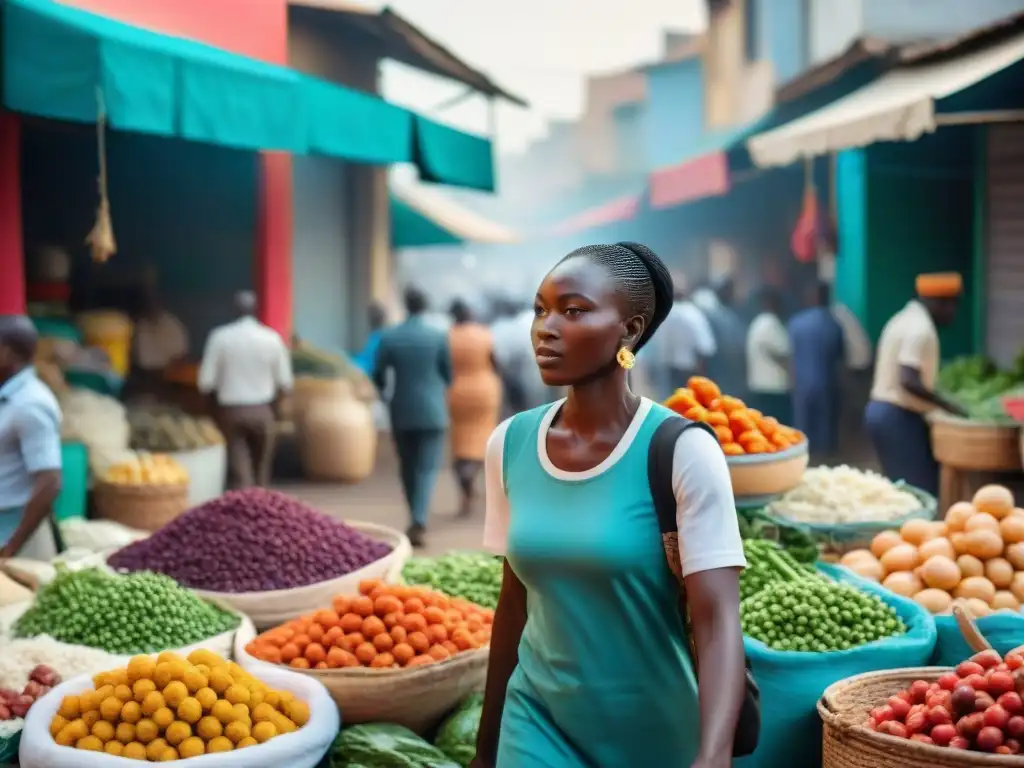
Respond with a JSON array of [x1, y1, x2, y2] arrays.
[[649, 151, 730, 209], [549, 194, 641, 236]]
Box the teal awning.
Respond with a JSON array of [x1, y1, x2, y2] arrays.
[[390, 185, 517, 248], [413, 116, 495, 192], [2, 0, 493, 188]]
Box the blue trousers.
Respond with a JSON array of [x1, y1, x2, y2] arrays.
[[864, 400, 938, 496], [793, 385, 838, 456], [392, 429, 445, 527]]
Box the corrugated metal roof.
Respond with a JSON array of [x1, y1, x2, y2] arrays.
[[287, 1, 527, 106]]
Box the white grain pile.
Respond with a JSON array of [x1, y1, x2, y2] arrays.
[[772, 465, 921, 524]]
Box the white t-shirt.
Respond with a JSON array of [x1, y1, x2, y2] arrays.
[[197, 316, 293, 407], [746, 311, 790, 394], [870, 300, 939, 414], [656, 300, 717, 370], [482, 398, 747, 578]]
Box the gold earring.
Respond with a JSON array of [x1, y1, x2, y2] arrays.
[[616, 346, 635, 370]]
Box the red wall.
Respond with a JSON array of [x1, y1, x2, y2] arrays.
[[0, 0, 293, 336]]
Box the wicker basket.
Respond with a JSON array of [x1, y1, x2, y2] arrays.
[[234, 621, 487, 734], [930, 413, 1021, 473], [93, 481, 189, 532], [818, 602, 1021, 767]]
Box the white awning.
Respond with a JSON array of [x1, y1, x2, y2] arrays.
[[747, 30, 1024, 168], [391, 184, 518, 245]]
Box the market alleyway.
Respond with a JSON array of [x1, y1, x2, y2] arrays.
[[275, 438, 485, 557]]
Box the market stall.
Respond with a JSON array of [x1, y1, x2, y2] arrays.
[[932, 355, 1024, 511]]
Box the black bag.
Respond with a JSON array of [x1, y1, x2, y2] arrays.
[[647, 415, 761, 757]]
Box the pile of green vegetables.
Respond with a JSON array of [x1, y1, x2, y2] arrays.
[[738, 509, 818, 564], [13, 566, 239, 654], [326, 694, 483, 767], [403, 552, 503, 610], [938, 353, 1024, 423], [739, 545, 906, 652]]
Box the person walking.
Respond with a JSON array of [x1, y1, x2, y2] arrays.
[[373, 287, 452, 547], [353, 301, 387, 375], [787, 282, 845, 459], [0, 316, 63, 559], [197, 291, 292, 489], [746, 288, 791, 424], [647, 277, 716, 400], [697, 277, 747, 399], [447, 299, 501, 518], [865, 273, 966, 496], [472, 242, 747, 768]]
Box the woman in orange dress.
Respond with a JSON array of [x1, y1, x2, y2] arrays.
[[448, 300, 502, 517]]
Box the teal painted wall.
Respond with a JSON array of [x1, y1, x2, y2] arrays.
[[835, 149, 868, 322], [20, 123, 257, 353], [840, 129, 976, 359]]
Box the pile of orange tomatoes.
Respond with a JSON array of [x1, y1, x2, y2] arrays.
[[663, 376, 806, 456]]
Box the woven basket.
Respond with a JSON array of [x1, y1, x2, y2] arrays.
[[234, 620, 487, 734], [930, 413, 1021, 473], [93, 481, 189, 532], [818, 602, 1020, 767]]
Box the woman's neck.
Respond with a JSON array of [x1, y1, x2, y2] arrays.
[[561, 371, 639, 436]]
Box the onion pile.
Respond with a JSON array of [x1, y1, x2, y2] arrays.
[[108, 489, 392, 593]]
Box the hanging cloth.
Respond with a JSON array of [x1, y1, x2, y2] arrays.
[[85, 87, 117, 264], [789, 158, 835, 263]]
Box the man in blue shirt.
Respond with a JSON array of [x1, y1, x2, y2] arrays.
[[0, 315, 63, 558], [787, 283, 845, 459]]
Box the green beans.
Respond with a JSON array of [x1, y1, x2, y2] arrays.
[[402, 552, 503, 609], [13, 567, 239, 654]]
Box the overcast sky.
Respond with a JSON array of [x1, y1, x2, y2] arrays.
[[368, 0, 706, 156]]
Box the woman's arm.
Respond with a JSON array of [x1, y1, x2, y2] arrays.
[[672, 428, 747, 767], [472, 419, 525, 768], [473, 561, 527, 767]]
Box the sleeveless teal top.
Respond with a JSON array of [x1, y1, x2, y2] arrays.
[[496, 400, 701, 767]]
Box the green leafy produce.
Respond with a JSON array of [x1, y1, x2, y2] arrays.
[[13, 567, 239, 654], [740, 558, 906, 652], [939, 352, 1024, 423], [403, 552, 503, 610], [739, 539, 815, 601], [434, 693, 484, 767], [738, 510, 819, 564], [328, 723, 460, 768]]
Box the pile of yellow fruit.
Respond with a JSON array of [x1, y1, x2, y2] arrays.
[[102, 454, 188, 486], [49, 649, 309, 760]]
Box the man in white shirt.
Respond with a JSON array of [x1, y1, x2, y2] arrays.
[[197, 292, 293, 488], [864, 273, 966, 495], [745, 289, 791, 423], [648, 280, 717, 399]]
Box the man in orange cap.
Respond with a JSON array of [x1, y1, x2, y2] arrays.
[[864, 273, 967, 495]]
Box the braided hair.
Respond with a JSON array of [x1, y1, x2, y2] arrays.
[[559, 242, 674, 352]]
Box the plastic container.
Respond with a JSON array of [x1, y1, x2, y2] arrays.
[[53, 442, 88, 522], [77, 311, 133, 378]]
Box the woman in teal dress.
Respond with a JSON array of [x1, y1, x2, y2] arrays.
[[471, 243, 748, 768]]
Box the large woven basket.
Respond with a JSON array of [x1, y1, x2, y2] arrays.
[[234, 621, 487, 734], [818, 602, 1020, 767], [930, 413, 1021, 472], [93, 480, 189, 532]]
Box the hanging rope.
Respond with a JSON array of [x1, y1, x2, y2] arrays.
[[85, 86, 117, 263]]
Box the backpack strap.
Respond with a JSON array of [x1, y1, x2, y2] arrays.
[[647, 416, 717, 587]]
